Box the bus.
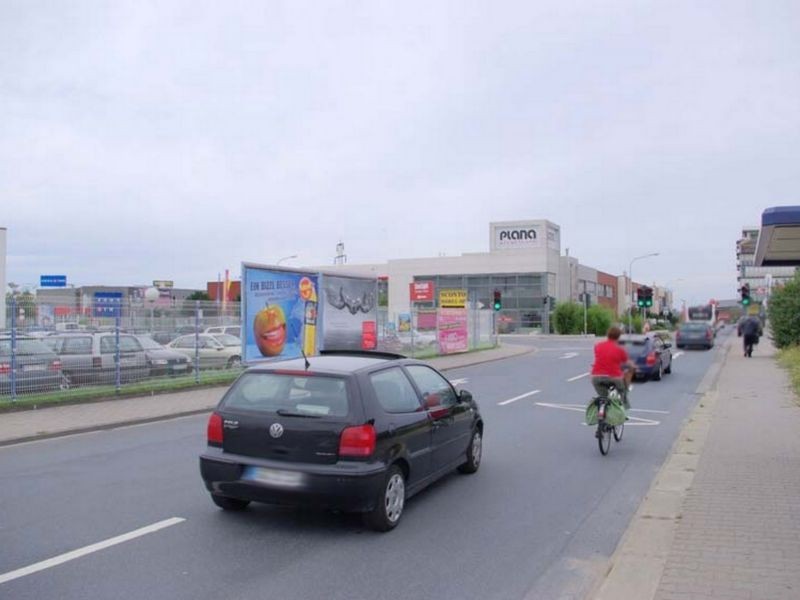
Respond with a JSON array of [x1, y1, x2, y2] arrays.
[[687, 304, 715, 326]]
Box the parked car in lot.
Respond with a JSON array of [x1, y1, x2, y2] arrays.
[[204, 326, 241, 338], [676, 322, 715, 350], [199, 351, 484, 531], [0, 336, 67, 395], [134, 335, 193, 377], [43, 333, 149, 385], [619, 334, 673, 380], [167, 334, 241, 369]]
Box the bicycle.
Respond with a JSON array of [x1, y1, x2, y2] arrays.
[[592, 386, 625, 456]]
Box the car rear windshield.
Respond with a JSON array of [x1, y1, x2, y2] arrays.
[[0, 339, 53, 356], [620, 340, 646, 348], [681, 323, 708, 331], [222, 372, 350, 417]]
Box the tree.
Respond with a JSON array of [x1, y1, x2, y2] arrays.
[[768, 273, 800, 348], [187, 291, 211, 301], [553, 302, 583, 334], [586, 305, 614, 336]]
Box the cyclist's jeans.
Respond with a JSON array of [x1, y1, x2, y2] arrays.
[[592, 376, 630, 409]]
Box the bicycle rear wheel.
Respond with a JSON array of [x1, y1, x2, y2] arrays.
[[598, 422, 612, 455], [613, 422, 624, 442]]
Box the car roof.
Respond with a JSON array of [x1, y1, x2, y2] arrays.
[[246, 353, 413, 375]]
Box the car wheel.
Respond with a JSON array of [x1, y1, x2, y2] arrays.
[[227, 356, 241, 369], [364, 465, 405, 532], [652, 361, 663, 381], [210, 494, 250, 511], [458, 428, 483, 474]]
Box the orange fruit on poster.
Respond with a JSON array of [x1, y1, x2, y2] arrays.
[[253, 304, 287, 356]]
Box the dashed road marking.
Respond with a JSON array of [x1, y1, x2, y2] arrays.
[[534, 402, 664, 426], [498, 390, 541, 406], [567, 372, 590, 382], [0, 517, 186, 586], [449, 378, 469, 386], [672, 352, 684, 359], [559, 352, 579, 359]]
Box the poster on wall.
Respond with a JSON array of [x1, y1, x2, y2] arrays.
[[242, 264, 319, 363], [438, 308, 468, 354], [321, 275, 378, 350]]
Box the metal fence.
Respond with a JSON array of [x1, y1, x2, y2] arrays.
[[2, 296, 497, 402]]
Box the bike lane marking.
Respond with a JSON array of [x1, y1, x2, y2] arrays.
[[0, 517, 186, 586], [533, 402, 664, 426], [559, 352, 579, 359], [498, 389, 541, 406]]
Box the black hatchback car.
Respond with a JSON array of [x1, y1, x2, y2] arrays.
[[200, 351, 483, 531]]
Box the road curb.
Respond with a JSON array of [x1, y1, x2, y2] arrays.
[[587, 337, 733, 600], [0, 343, 535, 447]]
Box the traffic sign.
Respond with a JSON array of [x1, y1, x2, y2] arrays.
[[40, 275, 67, 287]]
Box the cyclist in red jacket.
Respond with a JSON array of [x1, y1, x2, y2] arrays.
[[591, 326, 635, 409]]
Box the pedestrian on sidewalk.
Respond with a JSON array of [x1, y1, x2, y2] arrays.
[[741, 315, 761, 357]]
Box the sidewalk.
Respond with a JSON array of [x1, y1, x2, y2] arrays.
[[592, 335, 800, 600], [0, 343, 532, 446]]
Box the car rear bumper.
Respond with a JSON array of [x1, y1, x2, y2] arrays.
[[199, 449, 387, 512], [0, 372, 64, 394]]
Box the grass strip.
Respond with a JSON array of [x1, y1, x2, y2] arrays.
[[777, 346, 800, 405]]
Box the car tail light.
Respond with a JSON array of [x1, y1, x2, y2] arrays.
[[339, 424, 376, 457], [706, 329, 712, 340], [49, 360, 62, 372], [0, 363, 10, 375], [646, 352, 656, 366], [92, 357, 102, 368], [207, 413, 223, 447]]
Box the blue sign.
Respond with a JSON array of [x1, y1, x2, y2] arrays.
[[93, 292, 123, 318], [40, 275, 67, 287]]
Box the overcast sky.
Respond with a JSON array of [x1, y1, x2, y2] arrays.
[[2, 0, 798, 306]]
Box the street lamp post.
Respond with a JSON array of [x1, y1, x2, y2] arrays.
[[628, 252, 659, 333], [277, 254, 298, 266]]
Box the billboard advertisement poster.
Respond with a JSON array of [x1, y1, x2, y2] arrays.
[[38, 304, 54, 327], [398, 313, 411, 332], [242, 265, 319, 363], [438, 308, 468, 354], [321, 275, 378, 351], [409, 281, 435, 302], [439, 289, 467, 308], [417, 309, 437, 330]]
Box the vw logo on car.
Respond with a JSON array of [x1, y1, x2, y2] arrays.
[[269, 423, 284, 439]]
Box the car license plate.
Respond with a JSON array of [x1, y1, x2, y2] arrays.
[[23, 364, 46, 372], [242, 466, 304, 488]]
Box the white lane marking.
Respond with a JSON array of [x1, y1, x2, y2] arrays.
[[449, 378, 469, 386], [559, 352, 579, 359], [672, 352, 684, 359], [567, 372, 590, 382], [0, 517, 186, 586], [534, 402, 663, 426], [498, 390, 541, 406]]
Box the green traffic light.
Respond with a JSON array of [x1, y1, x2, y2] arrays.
[[742, 298, 750, 306], [493, 303, 501, 311]]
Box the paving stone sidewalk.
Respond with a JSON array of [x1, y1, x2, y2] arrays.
[[592, 334, 800, 600], [0, 343, 531, 446], [653, 337, 800, 600]]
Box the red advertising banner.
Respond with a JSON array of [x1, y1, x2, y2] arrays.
[[361, 321, 377, 350], [438, 308, 469, 355], [409, 281, 435, 302]]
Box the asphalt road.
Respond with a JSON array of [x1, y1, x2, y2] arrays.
[[0, 330, 730, 600]]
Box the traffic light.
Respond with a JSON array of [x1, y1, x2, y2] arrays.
[[636, 286, 646, 308], [493, 290, 502, 311], [644, 287, 653, 308], [741, 284, 751, 306]]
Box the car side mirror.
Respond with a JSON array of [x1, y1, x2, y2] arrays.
[[459, 390, 473, 403]]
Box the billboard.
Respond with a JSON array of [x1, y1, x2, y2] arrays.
[[321, 275, 378, 351], [438, 308, 468, 354], [242, 265, 319, 363], [439, 289, 467, 308], [409, 281, 435, 302]]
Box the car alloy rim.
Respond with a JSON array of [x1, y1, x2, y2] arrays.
[[385, 473, 405, 523], [472, 432, 482, 466]]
